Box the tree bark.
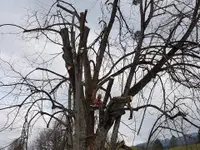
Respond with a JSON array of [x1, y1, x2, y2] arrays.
[[110, 117, 121, 150]]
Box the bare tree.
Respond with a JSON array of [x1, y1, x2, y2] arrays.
[[7, 138, 24, 150], [32, 125, 69, 150], [1, 0, 200, 150]]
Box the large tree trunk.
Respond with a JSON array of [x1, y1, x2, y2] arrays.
[[94, 127, 110, 150], [110, 117, 121, 150], [74, 56, 87, 150]]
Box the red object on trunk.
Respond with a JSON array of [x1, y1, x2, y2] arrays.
[[93, 94, 103, 107]]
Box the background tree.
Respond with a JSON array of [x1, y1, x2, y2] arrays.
[[151, 139, 163, 150], [1, 0, 200, 150], [169, 135, 177, 149], [32, 129, 65, 150], [31, 115, 72, 150], [8, 138, 24, 150], [198, 128, 200, 143]]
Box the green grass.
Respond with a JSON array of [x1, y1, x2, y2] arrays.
[[105, 146, 137, 150], [119, 147, 137, 150], [169, 143, 200, 150], [117, 147, 137, 150]]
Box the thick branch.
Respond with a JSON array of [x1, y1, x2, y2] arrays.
[[93, 0, 119, 83], [128, 11, 200, 96]]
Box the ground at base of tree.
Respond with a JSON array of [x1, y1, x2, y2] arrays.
[[105, 146, 137, 150], [118, 147, 137, 150], [169, 143, 200, 150]]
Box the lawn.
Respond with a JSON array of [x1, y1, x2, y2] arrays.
[[118, 147, 137, 150], [169, 143, 200, 150]]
